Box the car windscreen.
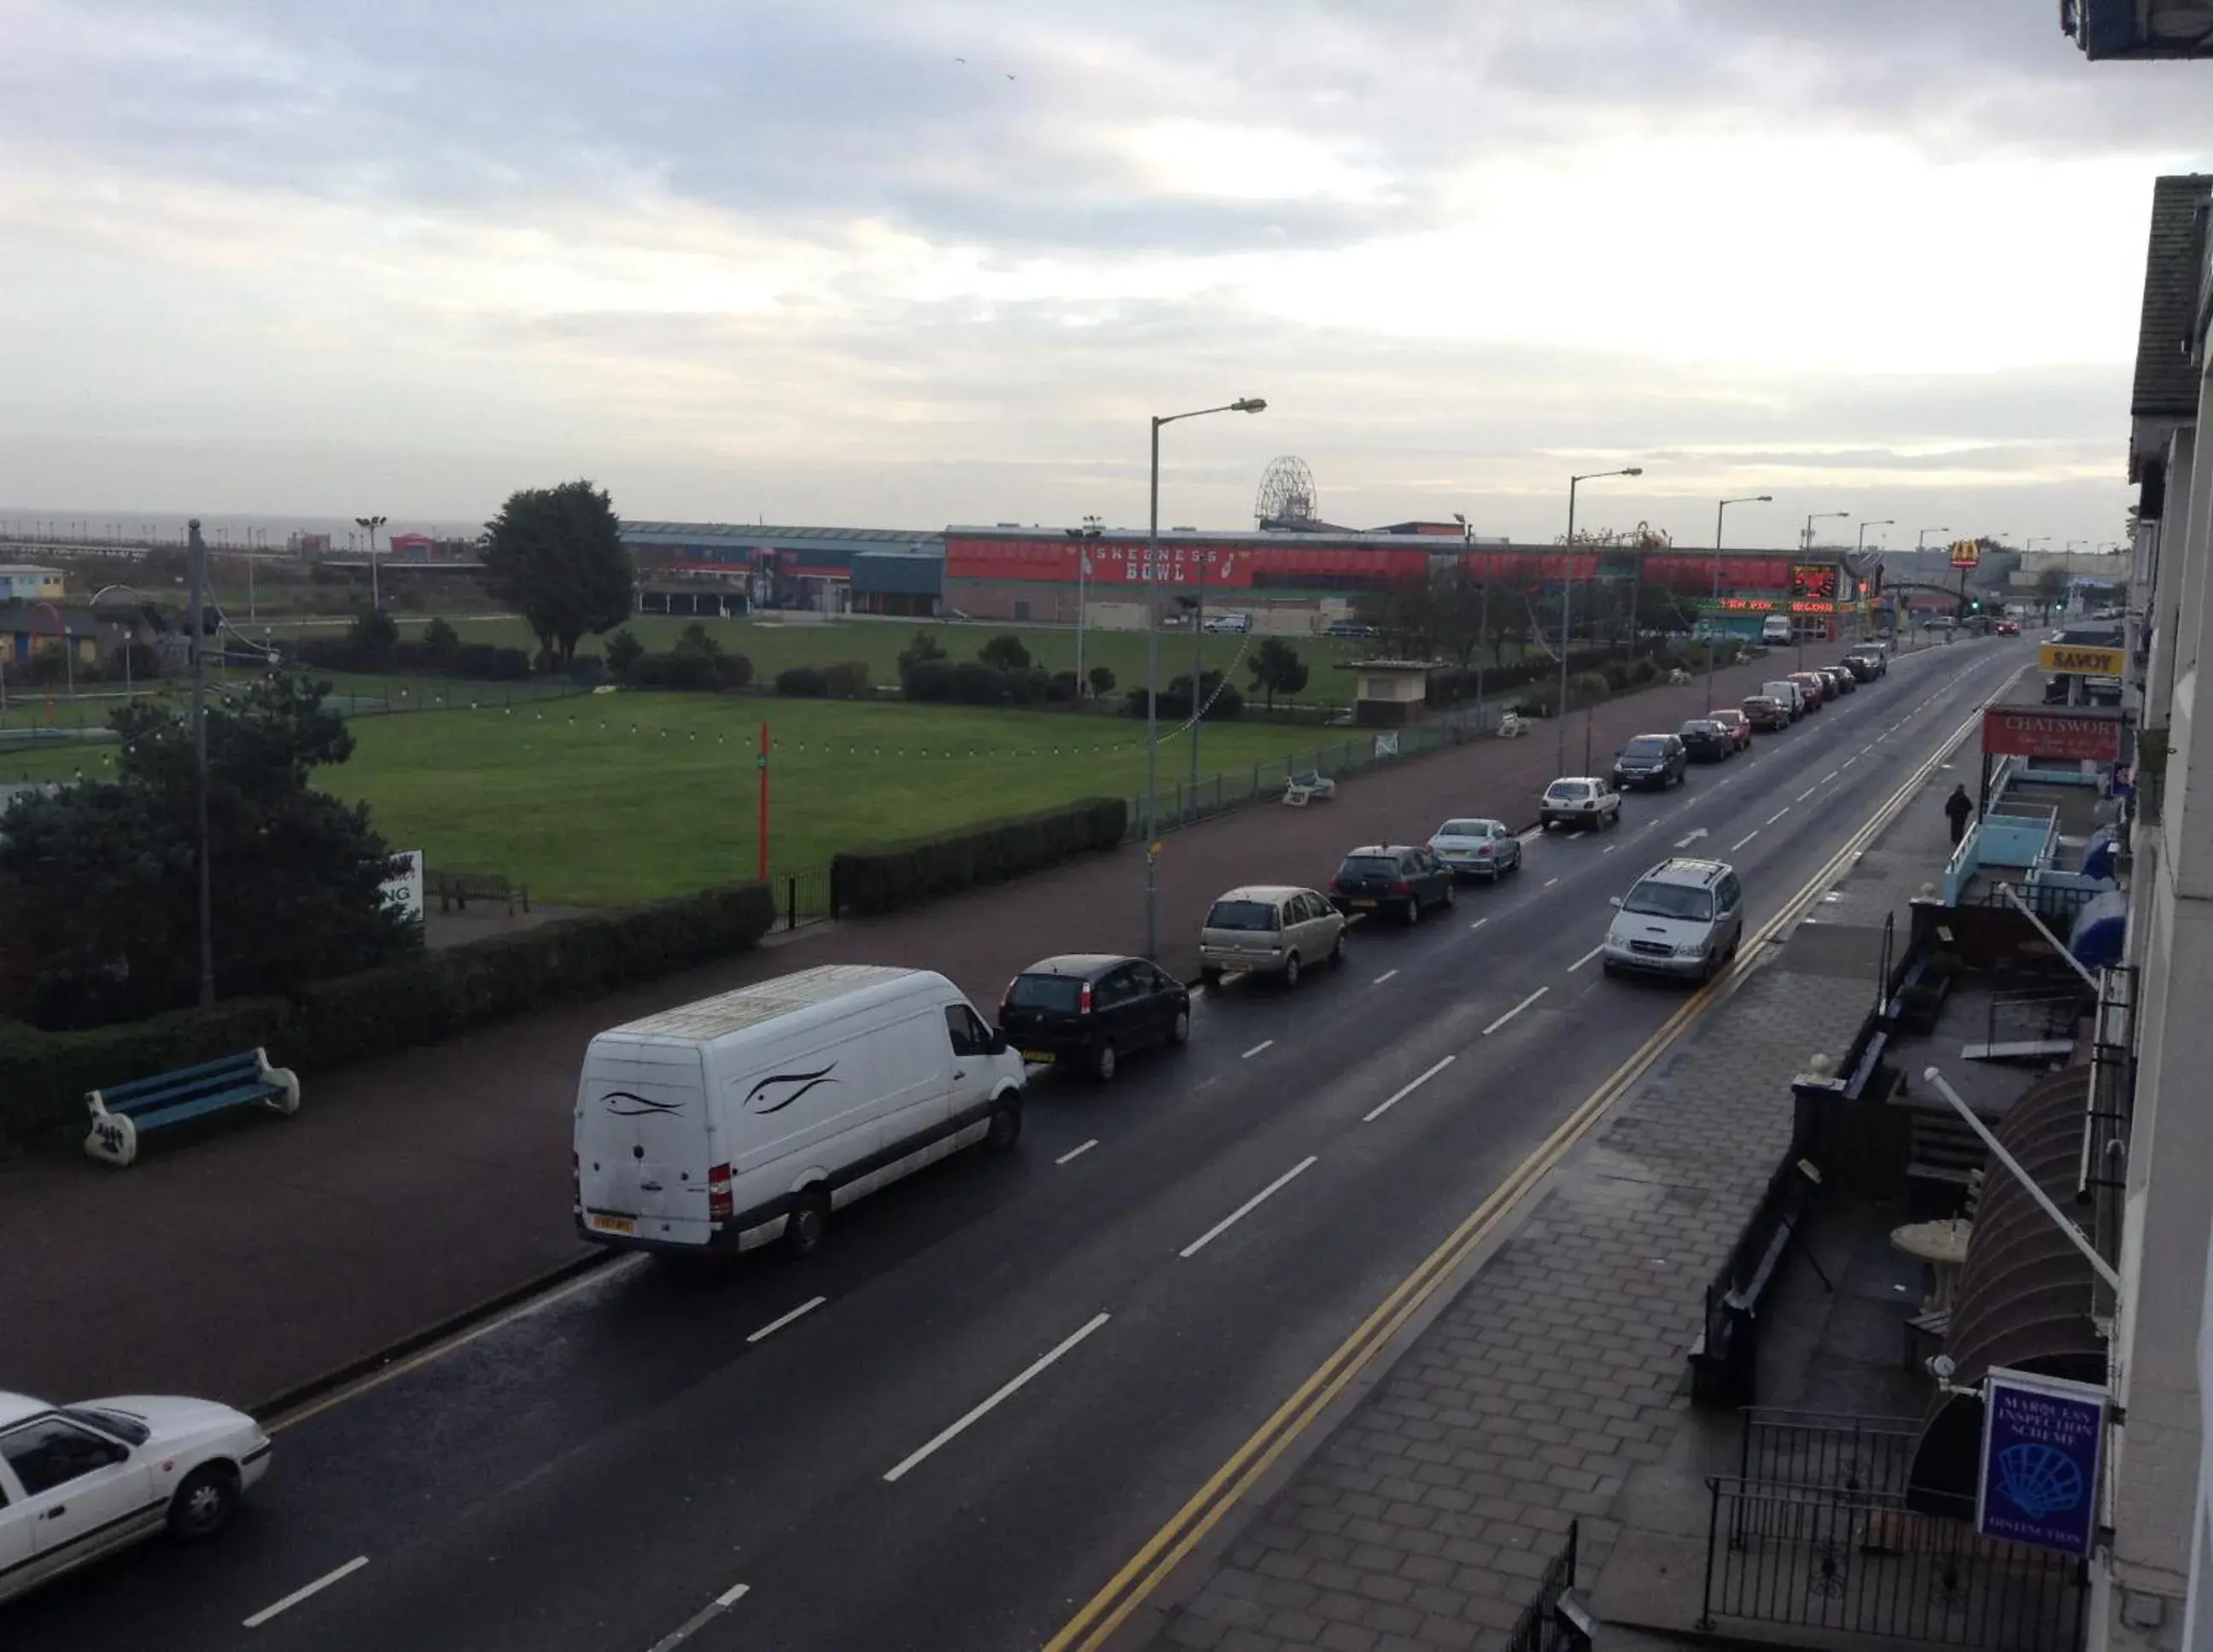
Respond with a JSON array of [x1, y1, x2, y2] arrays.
[[1337, 855, 1401, 880], [1622, 738, 1670, 758], [1436, 820, 1490, 838], [1679, 723, 1716, 737], [1622, 882, 1714, 920], [61, 1405, 151, 1446], [1545, 782, 1589, 800], [1007, 974, 1085, 1013], [1206, 900, 1278, 931]]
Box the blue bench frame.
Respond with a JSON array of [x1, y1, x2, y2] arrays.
[[85, 1048, 301, 1167]]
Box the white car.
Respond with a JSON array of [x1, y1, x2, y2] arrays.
[[1, 1389, 272, 1602], [1539, 777, 1621, 832], [1428, 817, 1523, 881]]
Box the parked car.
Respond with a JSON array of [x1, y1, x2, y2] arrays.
[[1994, 618, 2020, 636], [0, 1389, 273, 1603], [1678, 719, 1734, 763], [1539, 776, 1622, 831], [1762, 680, 1806, 721], [1428, 817, 1523, 882], [575, 966, 1025, 1260], [1324, 621, 1377, 639], [1843, 642, 1889, 679], [1200, 610, 1252, 634], [1787, 670, 1830, 709], [1611, 733, 1688, 791], [1200, 885, 1346, 988], [1817, 665, 1854, 697], [997, 954, 1190, 1083], [1742, 694, 1790, 733], [1708, 707, 1754, 750], [1330, 844, 1456, 924], [1601, 858, 1745, 984]]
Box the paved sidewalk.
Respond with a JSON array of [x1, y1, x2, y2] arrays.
[[1128, 723, 1964, 1651], [0, 651, 1820, 1410]]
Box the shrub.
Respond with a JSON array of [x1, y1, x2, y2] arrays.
[[820, 661, 870, 699], [1630, 658, 1657, 686], [902, 658, 952, 701], [1088, 664, 1117, 698], [978, 634, 1032, 672], [1124, 671, 1244, 722], [712, 652, 754, 690], [604, 628, 645, 676], [1603, 663, 1631, 692], [347, 606, 400, 668], [949, 661, 1009, 704], [1047, 671, 1079, 703], [422, 616, 462, 665], [832, 798, 1126, 918], [451, 643, 534, 681], [776, 665, 829, 698], [1571, 670, 1612, 709], [897, 630, 948, 674]]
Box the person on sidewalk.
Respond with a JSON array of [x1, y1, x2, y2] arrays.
[[1945, 782, 1975, 847]]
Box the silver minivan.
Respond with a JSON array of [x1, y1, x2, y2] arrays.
[[1602, 859, 1744, 983], [1200, 884, 1346, 989]]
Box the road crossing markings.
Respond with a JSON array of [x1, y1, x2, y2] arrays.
[[647, 1584, 753, 1652], [1731, 830, 1760, 850], [884, 1312, 1112, 1483], [1179, 1159, 1319, 1258], [746, 1296, 826, 1344], [1567, 945, 1604, 972], [1372, 969, 1399, 986], [243, 1556, 370, 1629], [1362, 1057, 1455, 1124], [1056, 1139, 1100, 1166], [1241, 1039, 1275, 1059], [1482, 987, 1548, 1036]]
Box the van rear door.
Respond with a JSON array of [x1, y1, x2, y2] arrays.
[[575, 1037, 712, 1247]]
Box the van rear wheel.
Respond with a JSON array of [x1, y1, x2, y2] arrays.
[[782, 1188, 830, 1259], [985, 1098, 1023, 1152]]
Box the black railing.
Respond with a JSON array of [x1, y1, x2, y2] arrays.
[[1505, 1521, 1585, 1652], [1739, 1410, 1919, 1502], [1691, 1136, 1821, 1409], [777, 863, 836, 931], [1981, 987, 2088, 1056], [1979, 879, 2099, 929], [1702, 1479, 2087, 1652]]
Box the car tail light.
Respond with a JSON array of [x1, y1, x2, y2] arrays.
[[709, 1162, 733, 1222], [1476, 844, 1492, 857], [1389, 880, 1411, 896], [1079, 981, 1094, 1015], [1001, 977, 1018, 1011]]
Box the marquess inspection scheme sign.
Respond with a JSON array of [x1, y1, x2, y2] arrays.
[[1977, 1367, 2108, 1555]]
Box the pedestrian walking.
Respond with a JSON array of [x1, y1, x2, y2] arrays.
[[1945, 782, 1974, 847]]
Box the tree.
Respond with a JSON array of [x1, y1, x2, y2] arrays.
[[897, 630, 947, 674], [604, 628, 645, 676], [482, 480, 634, 667], [1247, 638, 1309, 712], [978, 633, 1032, 672], [2035, 567, 2070, 619], [347, 605, 400, 668], [1087, 663, 1117, 698], [422, 616, 461, 665], [672, 622, 723, 659], [0, 671, 417, 1027]]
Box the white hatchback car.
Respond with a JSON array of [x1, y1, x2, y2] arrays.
[[1539, 777, 1621, 832], [1428, 818, 1523, 882], [1, 1390, 272, 1602]]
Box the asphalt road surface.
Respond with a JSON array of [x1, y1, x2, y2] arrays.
[[5, 637, 2035, 1652]]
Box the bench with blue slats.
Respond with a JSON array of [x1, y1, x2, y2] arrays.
[[84, 1048, 301, 1167]]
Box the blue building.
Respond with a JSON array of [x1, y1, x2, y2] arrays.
[[621, 522, 944, 617]]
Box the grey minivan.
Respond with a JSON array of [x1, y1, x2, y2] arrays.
[[1199, 885, 1346, 989]]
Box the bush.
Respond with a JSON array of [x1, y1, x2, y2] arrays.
[[422, 616, 461, 665], [820, 661, 870, 699], [776, 665, 829, 698], [1603, 663, 1631, 692], [1047, 671, 1079, 703], [1088, 664, 1117, 698], [451, 643, 534, 681], [949, 661, 1009, 704], [902, 658, 952, 701], [1571, 670, 1612, 709], [604, 628, 645, 677], [832, 799, 1126, 918], [1124, 670, 1245, 722], [713, 652, 754, 690], [978, 634, 1032, 672], [897, 630, 948, 674], [0, 881, 778, 1153], [1629, 658, 1657, 686]]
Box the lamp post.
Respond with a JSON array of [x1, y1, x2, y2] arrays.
[[188, 520, 215, 1006], [1556, 466, 1643, 774], [354, 514, 388, 610], [1707, 495, 1771, 712], [1797, 511, 1849, 667], [1453, 512, 1492, 715], [1853, 520, 1893, 645], [91, 585, 144, 697], [31, 601, 72, 698], [1145, 397, 1266, 959], [1071, 514, 1102, 698]]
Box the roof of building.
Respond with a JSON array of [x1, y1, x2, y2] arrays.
[[2132, 173, 2213, 422], [0, 566, 62, 578], [623, 522, 942, 549]]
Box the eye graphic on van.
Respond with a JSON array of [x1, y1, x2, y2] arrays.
[[744, 1064, 839, 1115], [602, 1090, 686, 1117]]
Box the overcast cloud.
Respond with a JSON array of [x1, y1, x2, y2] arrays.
[[0, 0, 2203, 547]]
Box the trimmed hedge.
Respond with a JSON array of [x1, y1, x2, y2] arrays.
[[0, 879, 776, 1153], [833, 797, 1126, 918]]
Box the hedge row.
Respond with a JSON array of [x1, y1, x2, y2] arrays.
[[832, 797, 1126, 918], [0, 879, 776, 1153], [289, 636, 536, 681]]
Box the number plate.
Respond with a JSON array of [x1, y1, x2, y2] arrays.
[[1021, 1050, 1054, 1064], [1352, 898, 1376, 908], [588, 1213, 637, 1236]]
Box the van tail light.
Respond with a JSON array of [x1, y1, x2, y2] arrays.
[[571, 1151, 581, 1211], [1078, 982, 1094, 1015], [708, 1163, 733, 1223]]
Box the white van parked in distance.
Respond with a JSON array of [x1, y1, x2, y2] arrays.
[[574, 965, 1026, 1260], [1761, 614, 1795, 645], [1200, 610, 1252, 633]]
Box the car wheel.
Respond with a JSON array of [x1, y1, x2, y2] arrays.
[[1282, 951, 1302, 989], [1091, 1041, 1118, 1083], [1404, 896, 1422, 925], [1200, 966, 1224, 989], [168, 1465, 238, 1542], [1168, 1007, 1191, 1047], [1328, 931, 1346, 967], [1440, 881, 1456, 909], [782, 1188, 831, 1259], [985, 1097, 1023, 1152]]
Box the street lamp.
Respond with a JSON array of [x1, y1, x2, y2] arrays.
[[1065, 516, 1102, 698], [1454, 512, 1492, 715], [1916, 527, 1950, 552], [91, 585, 146, 697], [1853, 520, 1893, 646], [1556, 466, 1644, 774], [1144, 397, 1265, 958], [1707, 495, 1771, 712], [31, 600, 72, 698], [1797, 511, 1848, 666], [355, 514, 388, 610]]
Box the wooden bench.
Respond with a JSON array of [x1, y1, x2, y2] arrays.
[[85, 1048, 301, 1168], [429, 869, 531, 915]]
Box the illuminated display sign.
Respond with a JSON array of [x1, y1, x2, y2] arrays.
[[1792, 563, 1840, 601]]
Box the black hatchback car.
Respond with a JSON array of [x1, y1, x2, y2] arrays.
[[1611, 733, 1688, 791], [1329, 845, 1456, 925], [998, 954, 1191, 1083], [1678, 719, 1733, 763]]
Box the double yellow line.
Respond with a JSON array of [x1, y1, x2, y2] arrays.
[[1045, 674, 2009, 1652]]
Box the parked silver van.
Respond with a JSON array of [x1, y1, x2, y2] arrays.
[[1199, 884, 1346, 989]]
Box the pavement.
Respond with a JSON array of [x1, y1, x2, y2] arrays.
[[0, 633, 2032, 1652]]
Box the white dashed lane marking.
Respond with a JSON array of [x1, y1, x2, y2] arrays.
[[1241, 1039, 1274, 1059], [1568, 945, 1603, 972], [1482, 987, 1549, 1036], [1731, 830, 1760, 850], [1363, 1055, 1456, 1124]]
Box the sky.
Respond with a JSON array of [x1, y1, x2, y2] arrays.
[[0, 0, 2204, 551]]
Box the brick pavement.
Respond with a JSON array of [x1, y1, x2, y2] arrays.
[[1131, 748, 1962, 1652]]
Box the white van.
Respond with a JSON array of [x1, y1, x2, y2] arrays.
[[573, 965, 1025, 1260], [1761, 615, 1795, 645], [1762, 680, 1804, 720]]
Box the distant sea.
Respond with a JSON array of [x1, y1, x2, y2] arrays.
[[0, 508, 481, 549]]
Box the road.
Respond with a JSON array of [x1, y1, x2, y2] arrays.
[[5, 637, 2034, 1652]]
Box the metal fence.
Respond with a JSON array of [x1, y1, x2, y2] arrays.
[[1504, 1521, 1585, 1652], [1702, 1479, 2087, 1652], [1977, 880, 2099, 930], [1691, 1130, 1820, 1409], [775, 864, 836, 931], [1739, 1410, 1919, 1500]]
